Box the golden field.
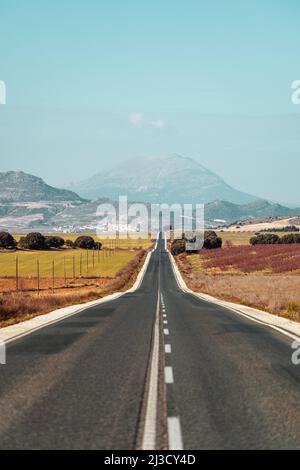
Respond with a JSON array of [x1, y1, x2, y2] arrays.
[[0, 249, 139, 279]]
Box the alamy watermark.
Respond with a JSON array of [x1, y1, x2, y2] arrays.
[[0, 80, 6, 105], [291, 80, 300, 105], [0, 341, 6, 365], [95, 196, 205, 251], [291, 340, 300, 365]]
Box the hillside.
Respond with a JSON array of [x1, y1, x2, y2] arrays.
[[205, 200, 300, 225], [0, 171, 85, 203], [0, 171, 87, 230], [70, 154, 258, 205]]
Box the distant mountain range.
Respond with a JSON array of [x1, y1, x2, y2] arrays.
[[69, 154, 258, 205], [0, 171, 86, 231], [205, 199, 300, 225], [0, 171, 84, 203], [0, 162, 299, 231]]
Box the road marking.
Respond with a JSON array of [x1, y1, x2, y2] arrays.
[[164, 328, 169, 335], [165, 344, 171, 353], [163, 320, 168, 325], [163, 314, 167, 318], [164, 366, 174, 384], [141, 292, 160, 450], [168, 417, 183, 450]]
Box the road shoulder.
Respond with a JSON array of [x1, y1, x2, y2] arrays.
[[169, 251, 300, 341]]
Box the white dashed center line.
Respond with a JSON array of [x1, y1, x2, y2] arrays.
[[165, 344, 171, 354], [168, 417, 183, 450], [164, 328, 169, 335], [164, 366, 174, 384]]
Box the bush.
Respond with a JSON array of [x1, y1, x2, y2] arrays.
[[18, 232, 46, 250], [74, 235, 102, 250], [45, 236, 65, 249], [280, 233, 300, 244], [204, 231, 222, 249], [65, 239, 75, 248], [250, 233, 280, 245], [171, 238, 186, 256], [0, 232, 17, 249]]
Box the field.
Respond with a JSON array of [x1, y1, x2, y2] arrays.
[[175, 242, 300, 321], [192, 244, 300, 274], [0, 249, 139, 280], [216, 231, 253, 245], [0, 249, 147, 326], [0, 234, 153, 326], [216, 230, 300, 246]]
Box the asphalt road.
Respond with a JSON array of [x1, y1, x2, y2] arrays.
[[1, 235, 300, 449]]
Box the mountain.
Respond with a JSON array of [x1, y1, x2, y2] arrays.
[[0, 171, 85, 203], [0, 171, 87, 231], [205, 199, 300, 225], [70, 154, 258, 205]]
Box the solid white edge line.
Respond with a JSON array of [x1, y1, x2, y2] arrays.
[[1, 234, 159, 345], [168, 417, 183, 450], [141, 293, 160, 450], [168, 248, 300, 342], [164, 366, 174, 384]]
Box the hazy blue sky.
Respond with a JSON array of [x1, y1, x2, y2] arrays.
[[0, 1, 299, 204]]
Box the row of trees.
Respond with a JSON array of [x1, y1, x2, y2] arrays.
[[171, 231, 222, 256], [0, 232, 102, 251], [260, 225, 299, 233], [250, 233, 300, 245]]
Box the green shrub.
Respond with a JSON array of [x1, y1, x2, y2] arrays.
[[250, 233, 280, 245], [18, 232, 46, 250], [171, 238, 186, 256], [74, 235, 102, 250], [204, 231, 222, 249], [0, 232, 17, 249], [280, 233, 300, 244], [45, 236, 65, 249]]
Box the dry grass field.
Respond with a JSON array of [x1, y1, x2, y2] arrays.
[[0, 250, 147, 327], [175, 243, 300, 322], [0, 233, 153, 326]]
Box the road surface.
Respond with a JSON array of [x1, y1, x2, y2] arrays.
[[1, 235, 300, 449]]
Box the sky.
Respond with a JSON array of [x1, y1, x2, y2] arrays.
[[0, 0, 299, 204]]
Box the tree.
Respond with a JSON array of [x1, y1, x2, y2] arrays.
[[250, 233, 280, 245], [74, 235, 101, 250], [280, 233, 300, 244], [0, 231, 17, 249], [18, 232, 46, 250], [203, 231, 222, 249], [45, 236, 65, 249], [170, 238, 186, 256], [65, 239, 75, 248]]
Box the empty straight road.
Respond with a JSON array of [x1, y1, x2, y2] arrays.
[[1, 235, 300, 449]]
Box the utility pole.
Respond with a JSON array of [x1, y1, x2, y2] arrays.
[[16, 255, 19, 291], [52, 259, 55, 292], [37, 258, 40, 294]]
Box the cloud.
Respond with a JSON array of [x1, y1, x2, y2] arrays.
[[149, 119, 166, 130], [129, 113, 176, 135], [129, 112, 144, 127]]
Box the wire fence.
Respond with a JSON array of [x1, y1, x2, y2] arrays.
[[1, 247, 118, 294]]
